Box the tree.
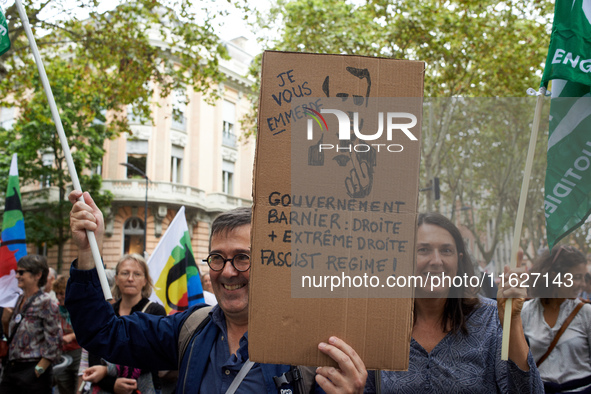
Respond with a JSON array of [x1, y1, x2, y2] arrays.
[[0, 0, 229, 271], [1, 0, 228, 113], [449, 98, 545, 264], [566, 221, 591, 256], [3, 59, 115, 271], [249, 0, 555, 264]]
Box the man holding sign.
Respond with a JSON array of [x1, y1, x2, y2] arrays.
[[65, 190, 367, 393]]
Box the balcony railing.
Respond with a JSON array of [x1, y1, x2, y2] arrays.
[[103, 179, 205, 205], [15, 181, 252, 214], [102, 180, 251, 211]]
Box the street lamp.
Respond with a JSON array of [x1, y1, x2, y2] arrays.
[[120, 162, 149, 255]]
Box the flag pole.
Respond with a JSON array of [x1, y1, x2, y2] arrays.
[[15, 0, 112, 300], [501, 87, 546, 360]]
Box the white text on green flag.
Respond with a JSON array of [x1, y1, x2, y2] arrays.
[[542, 1, 591, 248], [544, 81, 591, 248], [0, 7, 10, 56], [541, 0, 591, 87]]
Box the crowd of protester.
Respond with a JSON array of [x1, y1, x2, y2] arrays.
[[1, 201, 590, 393]]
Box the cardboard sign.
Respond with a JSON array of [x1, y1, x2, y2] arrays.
[[249, 51, 424, 370]]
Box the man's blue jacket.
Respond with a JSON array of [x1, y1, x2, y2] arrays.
[[65, 266, 301, 393]]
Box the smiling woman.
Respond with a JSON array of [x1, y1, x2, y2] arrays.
[[365, 212, 544, 393]]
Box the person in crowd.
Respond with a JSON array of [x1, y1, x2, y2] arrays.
[[521, 245, 591, 393], [0, 254, 62, 394], [80, 253, 166, 394], [201, 272, 213, 293], [579, 272, 591, 301], [45, 267, 58, 303], [200, 273, 217, 306], [52, 275, 82, 394], [1, 306, 10, 376], [66, 190, 367, 393], [365, 212, 543, 393]]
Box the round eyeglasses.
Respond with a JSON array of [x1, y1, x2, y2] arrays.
[[202, 253, 251, 272]]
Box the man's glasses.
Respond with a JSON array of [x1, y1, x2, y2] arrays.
[[203, 253, 251, 272], [16, 269, 31, 276]]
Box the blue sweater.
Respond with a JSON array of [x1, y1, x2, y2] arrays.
[[65, 265, 302, 393], [364, 298, 544, 393]]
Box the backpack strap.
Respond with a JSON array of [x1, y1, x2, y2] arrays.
[[177, 305, 213, 369], [226, 359, 255, 394], [537, 301, 585, 367], [140, 301, 152, 313]]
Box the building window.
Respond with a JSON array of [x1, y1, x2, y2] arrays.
[[126, 140, 148, 178], [222, 159, 234, 195], [123, 217, 145, 255], [171, 145, 184, 183], [222, 100, 236, 148], [91, 164, 102, 177], [171, 88, 187, 131], [40, 150, 54, 188]]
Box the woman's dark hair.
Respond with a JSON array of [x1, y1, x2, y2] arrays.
[[529, 244, 586, 298], [417, 212, 480, 335], [17, 254, 49, 288]]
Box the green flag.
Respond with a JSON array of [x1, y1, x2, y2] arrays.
[[541, 0, 591, 88], [542, 0, 591, 248], [0, 7, 9, 56]]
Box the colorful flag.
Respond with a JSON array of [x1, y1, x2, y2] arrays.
[[542, 0, 591, 248], [0, 7, 10, 56], [148, 206, 204, 314], [0, 154, 26, 307]]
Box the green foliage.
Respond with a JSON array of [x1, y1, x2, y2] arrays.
[[1, 0, 228, 119], [367, 0, 552, 97], [249, 0, 555, 264], [0, 0, 228, 269], [439, 97, 549, 262]]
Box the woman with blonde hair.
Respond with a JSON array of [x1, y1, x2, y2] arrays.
[[80, 254, 165, 394]]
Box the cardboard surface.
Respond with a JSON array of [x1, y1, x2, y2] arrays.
[[250, 51, 425, 370]]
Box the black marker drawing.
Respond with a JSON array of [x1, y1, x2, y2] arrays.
[[310, 67, 377, 198]]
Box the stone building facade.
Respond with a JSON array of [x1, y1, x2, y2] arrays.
[[13, 37, 256, 274]]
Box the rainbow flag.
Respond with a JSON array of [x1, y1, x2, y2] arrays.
[[0, 154, 26, 307], [148, 206, 204, 314]]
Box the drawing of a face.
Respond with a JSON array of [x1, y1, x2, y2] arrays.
[[307, 67, 376, 198]]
